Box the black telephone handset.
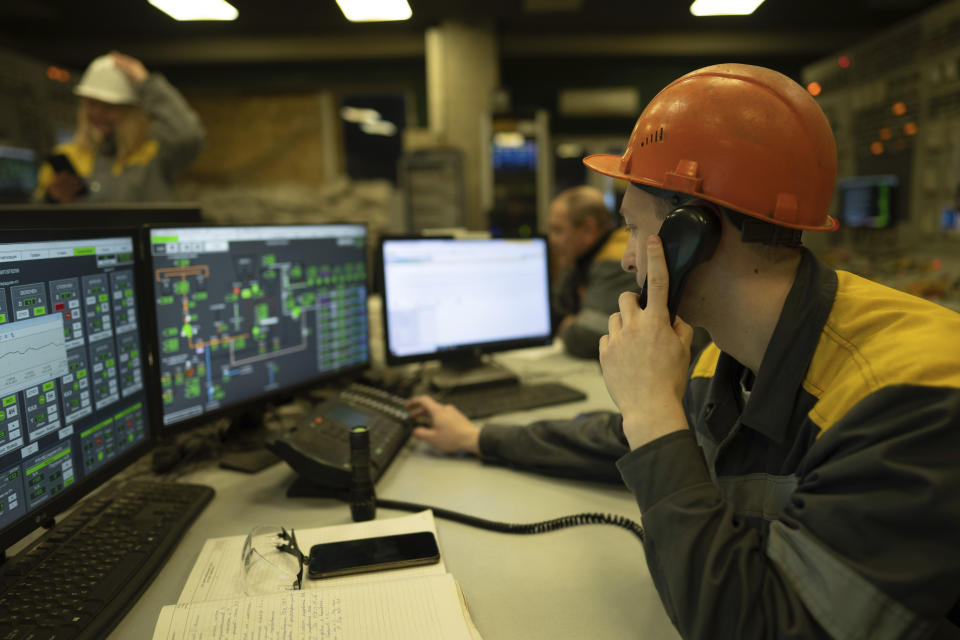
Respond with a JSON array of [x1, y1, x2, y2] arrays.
[[638, 204, 721, 323]]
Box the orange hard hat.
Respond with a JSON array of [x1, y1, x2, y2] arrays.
[[584, 63, 838, 231]]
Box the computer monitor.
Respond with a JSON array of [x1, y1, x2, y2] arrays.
[[837, 175, 898, 229], [145, 224, 370, 433], [0, 146, 38, 204], [379, 236, 552, 389], [0, 229, 153, 552], [0, 203, 203, 229]]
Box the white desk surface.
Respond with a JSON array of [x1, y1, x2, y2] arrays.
[[107, 344, 681, 640]]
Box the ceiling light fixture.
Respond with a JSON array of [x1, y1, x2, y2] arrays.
[[340, 106, 382, 124], [335, 0, 412, 22], [148, 0, 238, 21], [690, 0, 766, 16], [360, 120, 398, 136]]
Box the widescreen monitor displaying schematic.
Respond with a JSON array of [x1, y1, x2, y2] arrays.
[[146, 224, 370, 431]]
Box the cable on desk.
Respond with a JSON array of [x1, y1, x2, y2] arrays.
[[375, 497, 645, 542]]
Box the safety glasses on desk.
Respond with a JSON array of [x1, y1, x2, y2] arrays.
[[241, 525, 305, 595]]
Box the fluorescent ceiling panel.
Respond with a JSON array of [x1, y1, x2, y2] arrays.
[[149, 0, 238, 20], [690, 0, 766, 16], [336, 0, 412, 22]]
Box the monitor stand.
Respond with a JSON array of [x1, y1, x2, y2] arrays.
[[428, 351, 518, 392], [218, 409, 281, 474]]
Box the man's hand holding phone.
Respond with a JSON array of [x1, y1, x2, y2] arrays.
[[599, 234, 691, 450]]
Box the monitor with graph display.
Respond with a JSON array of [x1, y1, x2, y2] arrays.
[[0, 229, 152, 550], [146, 224, 370, 430]]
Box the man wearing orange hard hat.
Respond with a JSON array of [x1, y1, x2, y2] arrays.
[[589, 63, 960, 638], [407, 63, 960, 638]]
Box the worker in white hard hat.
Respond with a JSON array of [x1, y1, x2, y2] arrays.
[[35, 51, 204, 204]]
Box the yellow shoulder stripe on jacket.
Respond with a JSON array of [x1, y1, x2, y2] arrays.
[[803, 270, 960, 435], [54, 143, 95, 177], [594, 227, 629, 263], [113, 139, 159, 175], [691, 342, 721, 379]]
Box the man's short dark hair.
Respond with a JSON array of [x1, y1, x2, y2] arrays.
[[556, 186, 612, 232]]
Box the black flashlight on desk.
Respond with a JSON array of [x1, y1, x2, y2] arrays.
[[349, 426, 376, 521]]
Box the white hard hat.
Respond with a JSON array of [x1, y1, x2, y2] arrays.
[[74, 54, 138, 105]]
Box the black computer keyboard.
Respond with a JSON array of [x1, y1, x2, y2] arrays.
[[0, 480, 214, 640], [441, 382, 587, 419]]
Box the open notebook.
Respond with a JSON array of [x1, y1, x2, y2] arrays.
[[152, 511, 482, 640]]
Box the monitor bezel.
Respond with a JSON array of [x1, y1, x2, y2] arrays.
[[0, 202, 203, 229], [378, 234, 554, 368], [142, 222, 372, 436], [0, 227, 156, 553]]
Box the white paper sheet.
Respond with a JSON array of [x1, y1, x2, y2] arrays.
[[177, 510, 447, 605], [154, 573, 475, 640]]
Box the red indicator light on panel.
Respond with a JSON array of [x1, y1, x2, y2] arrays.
[[807, 82, 822, 97], [838, 56, 851, 69], [904, 122, 918, 136], [54, 303, 65, 312], [870, 141, 884, 155], [892, 102, 907, 116]]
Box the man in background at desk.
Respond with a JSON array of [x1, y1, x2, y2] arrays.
[[549, 185, 639, 359], [409, 63, 960, 639]]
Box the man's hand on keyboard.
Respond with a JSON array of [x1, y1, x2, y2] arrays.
[[405, 396, 481, 455]]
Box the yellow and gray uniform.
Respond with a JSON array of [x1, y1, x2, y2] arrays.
[[553, 227, 639, 359], [620, 250, 960, 639], [481, 249, 960, 637], [35, 73, 204, 203]]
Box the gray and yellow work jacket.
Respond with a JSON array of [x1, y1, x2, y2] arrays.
[[35, 73, 204, 203], [553, 227, 640, 359], [480, 249, 960, 638]]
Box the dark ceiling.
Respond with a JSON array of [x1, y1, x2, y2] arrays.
[[0, 0, 945, 70], [0, 0, 944, 38], [0, 0, 936, 59]]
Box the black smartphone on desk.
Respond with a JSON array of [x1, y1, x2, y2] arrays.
[[308, 531, 440, 579]]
